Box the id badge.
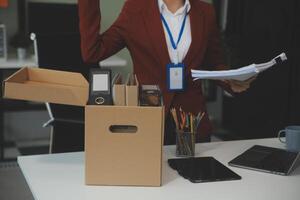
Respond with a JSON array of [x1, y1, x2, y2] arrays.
[[167, 63, 185, 92]]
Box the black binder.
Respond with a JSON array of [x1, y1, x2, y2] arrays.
[[88, 69, 113, 105]]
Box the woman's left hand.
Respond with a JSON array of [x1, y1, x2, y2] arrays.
[[224, 76, 257, 93]]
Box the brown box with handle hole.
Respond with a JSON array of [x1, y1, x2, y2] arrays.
[[3, 67, 165, 187]]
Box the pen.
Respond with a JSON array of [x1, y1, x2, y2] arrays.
[[190, 114, 193, 132], [186, 114, 190, 130], [195, 112, 205, 130], [171, 108, 179, 130], [180, 109, 186, 130]]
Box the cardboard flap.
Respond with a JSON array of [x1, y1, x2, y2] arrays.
[[112, 74, 125, 106], [3, 67, 89, 106], [27, 68, 88, 87], [112, 73, 122, 85], [125, 74, 139, 106], [4, 67, 28, 83]]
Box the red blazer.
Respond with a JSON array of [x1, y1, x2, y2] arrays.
[[79, 0, 231, 136]]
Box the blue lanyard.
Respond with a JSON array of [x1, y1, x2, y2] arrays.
[[160, 10, 188, 50]]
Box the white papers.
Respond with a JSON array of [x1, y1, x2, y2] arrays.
[[191, 53, 287, 81]]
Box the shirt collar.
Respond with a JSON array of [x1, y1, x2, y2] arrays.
[[158, 0, 191, 16]]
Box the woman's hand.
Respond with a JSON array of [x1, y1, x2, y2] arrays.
[[223, 76, 256, 93]]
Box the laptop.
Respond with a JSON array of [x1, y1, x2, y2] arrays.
[[229, 145, 300, 176]]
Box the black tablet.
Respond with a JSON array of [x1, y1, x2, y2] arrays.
[[168, 157, 241, 183]]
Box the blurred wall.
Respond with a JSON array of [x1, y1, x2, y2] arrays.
[[0, 0, 18, 52]]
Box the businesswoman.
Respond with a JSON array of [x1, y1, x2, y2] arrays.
[[79, 0, 254, 144]]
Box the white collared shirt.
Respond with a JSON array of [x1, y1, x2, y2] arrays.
[[158, 0, 192, 64]]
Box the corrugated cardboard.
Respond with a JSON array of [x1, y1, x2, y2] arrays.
[[112, 74, 125, 106], [3, 67, 88, 106], [126, 74, 139, 106], [85, 106, 164, 186], [3, 67, 165, 187]]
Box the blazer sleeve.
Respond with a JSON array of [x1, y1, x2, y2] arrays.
[[203, 5, 234, 94], [78, 0, 128, 64]]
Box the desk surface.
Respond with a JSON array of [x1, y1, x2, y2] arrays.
[[18, 138, 300, 200]]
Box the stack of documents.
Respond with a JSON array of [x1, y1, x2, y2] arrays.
[[191, 53, 287, 81]]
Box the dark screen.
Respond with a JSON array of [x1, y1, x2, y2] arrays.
[[168, 157, 241, 183]]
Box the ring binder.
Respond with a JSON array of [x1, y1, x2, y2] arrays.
[[88, 69, 113, 105]]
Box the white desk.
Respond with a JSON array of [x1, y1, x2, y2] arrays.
[[18, 138, 300, 200]]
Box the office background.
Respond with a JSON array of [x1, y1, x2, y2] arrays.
[[0, 0, 299, 199], [1, 0, 221, 159], [1, 0, 300, 156]]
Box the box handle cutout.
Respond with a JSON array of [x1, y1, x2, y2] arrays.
[[109, 125, 138, 134]]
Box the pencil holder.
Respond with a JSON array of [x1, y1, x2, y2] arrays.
[[175, 129, 195, 157]]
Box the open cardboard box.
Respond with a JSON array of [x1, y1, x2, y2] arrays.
[[3, 67, 89, 106], [3, 67, 165, 187]]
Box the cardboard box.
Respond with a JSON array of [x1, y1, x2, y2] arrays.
[[112, 74, 125, 106], [85, 106, 164, 186], [126, 74, 139, 106], [3, 67, 164, 187], [3, 67, 89, 106]]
